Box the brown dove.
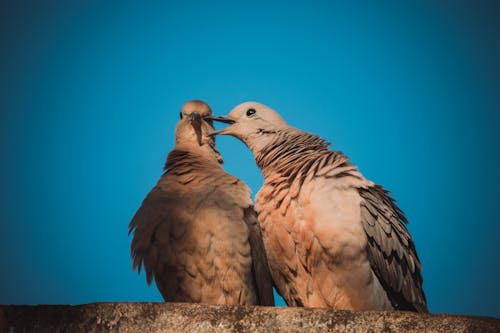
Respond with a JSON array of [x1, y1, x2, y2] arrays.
[[209, 102, 428, 312], [129, 100, 274, 306]]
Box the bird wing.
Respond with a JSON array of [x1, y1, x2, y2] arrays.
[[129, 183, 185, 287], [243, 205, 275, 306], [359, 185, 428, 312]]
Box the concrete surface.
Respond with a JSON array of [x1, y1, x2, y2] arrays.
[[0, 302, 498, 332]]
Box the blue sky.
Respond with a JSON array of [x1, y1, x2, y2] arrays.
[[0, 1, 499, 317]]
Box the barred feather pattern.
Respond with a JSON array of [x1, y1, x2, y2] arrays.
[[254, 128, 427, 312]]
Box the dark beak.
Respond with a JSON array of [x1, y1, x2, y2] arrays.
[[205, 115, 235, 124], [189, 112, 203, 146]]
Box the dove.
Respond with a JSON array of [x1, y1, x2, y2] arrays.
[[209, 102, 428, 312], [129, 100, 274, 306]]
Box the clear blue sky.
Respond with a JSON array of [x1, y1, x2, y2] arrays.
[[1, 1, 499, 317]]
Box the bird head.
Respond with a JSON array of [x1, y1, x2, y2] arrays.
[[176, 100, 215, 147], [209, 102, 289, 154]]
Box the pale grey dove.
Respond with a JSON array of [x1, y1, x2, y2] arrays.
[[129, 100, 274, 306], [209, 101, 428, 312]]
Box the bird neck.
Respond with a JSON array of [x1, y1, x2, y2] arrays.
[[164, 148, 222, 174], [173, 139, 224, 165], [254, 129, 353, 182], [255, 129, 327, 168]]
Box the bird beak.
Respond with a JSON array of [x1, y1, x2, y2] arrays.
[[206, 116, 236, 137], [189, 112, 203, 146], [206, 115, 235, 124]]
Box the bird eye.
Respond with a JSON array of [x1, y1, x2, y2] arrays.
[[179, 112, 183, 119], [246, 108, 256, 117]]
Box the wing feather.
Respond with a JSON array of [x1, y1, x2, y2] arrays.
[[359, 185, 428, 312], [243, 206, 275, 306], [129, 184, 184, 286]]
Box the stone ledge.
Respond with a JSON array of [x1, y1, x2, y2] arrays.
[[0, 302, 498, 333]]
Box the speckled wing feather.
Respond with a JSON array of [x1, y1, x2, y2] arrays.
[[359, 185, 428, 312]]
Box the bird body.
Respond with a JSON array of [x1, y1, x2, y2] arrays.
[[211, 102, 427, 312], [129, 100, 274, 305]]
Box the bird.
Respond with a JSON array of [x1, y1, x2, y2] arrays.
[[209, 101, 428, 312], [129, 100, 274, 306]]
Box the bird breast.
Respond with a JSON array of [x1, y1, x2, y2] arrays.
[[255, 173, 389, 309]]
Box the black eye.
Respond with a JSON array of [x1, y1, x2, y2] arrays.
[[179, 112, 183, 119], [246, 108, 256, 117]]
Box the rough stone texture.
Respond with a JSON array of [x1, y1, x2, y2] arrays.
[[0, 302, 498, 333]]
